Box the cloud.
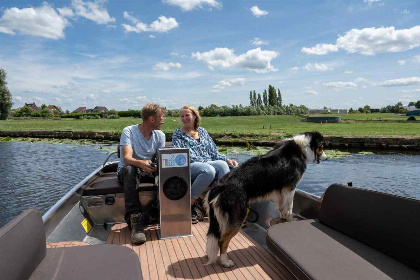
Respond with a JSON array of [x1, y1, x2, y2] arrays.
[[413, 55, 420, 63], [153, 62, 182, 71], [251, 38, 268, 45], [304, 63, 332, 71], [354, 77, 368, 83], [149, 35, 156, 38], [398, 60, 406, 65], [364, 0, 383, 6], [58, 7, 75, 18], [302, 26, 420, 55], [323, 81, 358, 90], [301, 44, 338, 55], [375, 77, 420, 87], [192, 47, 278, 73], [250, 6, 268, 17], [122, 15, 179, 33], [307, 90, 319, 95], [163, 0, 222, 12], [0, 3, 69, 39], [212, 77, 245, 92], [344, 70, 353, 74], [72, 0, 116, 24], [123, 11, 138, 24]]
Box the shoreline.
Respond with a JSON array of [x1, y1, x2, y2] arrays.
[[1, 130, 420, 150]]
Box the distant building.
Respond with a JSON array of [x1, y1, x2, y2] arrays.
[[309, 109, 348, 114], [24, 103, 40, 112], [93, 106, 108, 113], [72, 107, 87, 113], [47, 105, 61, 112]]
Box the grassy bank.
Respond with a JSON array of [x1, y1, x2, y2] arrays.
[[0, 114, 419, 138]]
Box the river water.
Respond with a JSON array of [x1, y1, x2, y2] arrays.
[[1, 141, 419, 227]]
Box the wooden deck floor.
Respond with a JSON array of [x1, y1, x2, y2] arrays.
[[105, 221, 295, 280]]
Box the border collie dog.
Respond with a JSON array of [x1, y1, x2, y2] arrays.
[[205, 132, 327, 267]]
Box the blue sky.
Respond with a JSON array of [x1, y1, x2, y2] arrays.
[[0, 0, 419, 111]]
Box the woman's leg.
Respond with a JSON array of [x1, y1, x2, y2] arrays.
[[207, 160, 230, 180], [190, 162, 216, 199]]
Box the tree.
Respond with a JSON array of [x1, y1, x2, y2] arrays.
[[41, 104, 47, 110], [253, 90, 257, 108], [249, 91, 254, 107], [268, 85, 276, 106], [257, 93, 262, 107], [263, 90, 268, 106], [408, 102, 415, 106], [0, 68, 13, 120], [416, 100, 420, 109], [277, 89, 282, 107]]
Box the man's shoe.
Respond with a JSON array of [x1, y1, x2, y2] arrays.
[[191, 206, 199, 224], [130, 213, 146, 244]]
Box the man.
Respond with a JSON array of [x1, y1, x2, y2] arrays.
[[117, 103, 165, 244]]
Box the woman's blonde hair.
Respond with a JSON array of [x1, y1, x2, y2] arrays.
[[182, 105, 201, 130]]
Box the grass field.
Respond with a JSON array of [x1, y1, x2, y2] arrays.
[[0, 114, 418, 138]]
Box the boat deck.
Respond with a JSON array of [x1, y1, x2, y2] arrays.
[[50, 220, 295, 280]]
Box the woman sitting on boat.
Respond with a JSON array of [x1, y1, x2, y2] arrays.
[[172, 105, 238, 224]]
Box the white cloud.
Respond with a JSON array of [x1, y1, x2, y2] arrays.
[[354, 77, 368, 83], [123, 11, 138, 24], [307, 90, 319, 95], [72, 0, 116, 24], [398, 60, 406, 65], [323, 81, 358, 90], [164, 0, 222, 11], [301, 44, 338, 55], [192, 47, 278, 73], [251, 38, 268, 45], [0, 3, 69, 39], [413, 55, 420, 63], [375, 77, 420, 87], [58, 7, 75, 18], [122, 15, 179, 33], [304, 63, 332, 71], [344, 70, 353, 74], [364, 0, 382, 6], [250, 6, 268, 17], [291, 67, 299, 72], [302, 26, 420, 56], [149, 35, 156, 38], [153, 62, 182, 71], [213, 77, 245, 92]]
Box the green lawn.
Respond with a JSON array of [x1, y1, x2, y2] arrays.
[[0, 114, 418, 138]]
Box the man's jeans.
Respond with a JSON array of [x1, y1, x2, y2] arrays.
[[118, 166, 154, 224], [190, 160, 230, 199]]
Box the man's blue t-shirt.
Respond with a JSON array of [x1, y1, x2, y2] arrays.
[[117, 124, 165, 173]]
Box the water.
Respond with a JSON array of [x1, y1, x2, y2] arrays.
[[0, 142, 118, 227], [1, 142, 419, 227]]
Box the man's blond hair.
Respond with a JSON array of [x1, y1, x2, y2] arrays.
[[142, 103, 163, 122], [182, 105, 201, 130]]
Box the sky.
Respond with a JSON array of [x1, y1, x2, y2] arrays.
[[0, 0, 419, 112]]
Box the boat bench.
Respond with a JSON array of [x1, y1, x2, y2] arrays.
[[267, 184, 420, 280], [0, 209, 143, 280]]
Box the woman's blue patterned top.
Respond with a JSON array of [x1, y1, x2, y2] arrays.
[[172, 127, 227, 163]]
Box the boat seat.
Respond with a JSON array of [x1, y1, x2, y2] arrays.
[[0, 209, 143, 280], [83, 172, 157, 196], [267, 184, 420, 280]]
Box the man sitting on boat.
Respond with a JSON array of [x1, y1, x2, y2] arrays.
[[117, 103, 165, 244]]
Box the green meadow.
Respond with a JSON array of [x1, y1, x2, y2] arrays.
[[0, 114, 418, 139]]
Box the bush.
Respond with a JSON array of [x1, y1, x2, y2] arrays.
[[117, 110, 141, 118]]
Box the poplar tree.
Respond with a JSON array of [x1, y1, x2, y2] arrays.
[[0, 68, 13, 120], [249, 91, 254, 107], [268, 85, 276, 106], [257, 93, 262, 107], [253, 90, 257, 107], [277, 89, 282, 107], [263, 90, 268, 106]]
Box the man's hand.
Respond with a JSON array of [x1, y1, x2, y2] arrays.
[[226, 158, 239, 167], [139, 160, 157, 173]]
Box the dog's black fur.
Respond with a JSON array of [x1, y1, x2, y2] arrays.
[[205, 132, 326, 267]]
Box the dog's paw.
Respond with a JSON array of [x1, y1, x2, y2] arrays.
[[221, 259, 235, 268]]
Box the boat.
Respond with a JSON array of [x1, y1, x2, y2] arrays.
[[1, 147, 420, 280]]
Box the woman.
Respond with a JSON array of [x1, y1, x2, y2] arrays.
[[172, 105, 238, 223]]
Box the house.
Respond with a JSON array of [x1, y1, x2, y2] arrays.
[[93, 106, 108, 113], [72, 107, 87, 113], [47, 105, 61, 112], [24, 103, 40, 112], [309, 109, 348, 114]]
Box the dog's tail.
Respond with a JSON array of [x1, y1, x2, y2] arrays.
[[205, 192, 221, 265]]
